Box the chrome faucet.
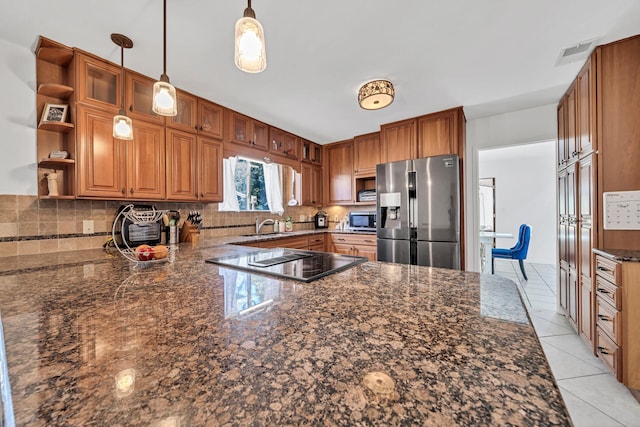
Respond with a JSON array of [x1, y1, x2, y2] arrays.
[[256, 217, 275, 234]]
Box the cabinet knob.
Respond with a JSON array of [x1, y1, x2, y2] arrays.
[[597, 313, 611, 322], [129, 105, 133, 112], [597, 346, 610, 355], [199, 126, 204, 131], [130, 188, 134, 195], [121, 188, 125, 194]]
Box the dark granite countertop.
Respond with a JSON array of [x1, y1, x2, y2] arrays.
[[593, 248, 640, 262], [0, 241, 571, 426]]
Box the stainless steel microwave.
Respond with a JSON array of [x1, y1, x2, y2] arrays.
[[348, 211, 376, 231]]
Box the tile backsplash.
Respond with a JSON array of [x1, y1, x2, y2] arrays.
[[0, 195, 374, 257]]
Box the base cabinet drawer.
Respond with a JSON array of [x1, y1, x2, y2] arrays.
[[596, 327, 622, 381], [595, 256, 622, 285], [595, 296, 622, 344], [595, 274, 622, 310]]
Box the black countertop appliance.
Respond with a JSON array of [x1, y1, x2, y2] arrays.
[[314, 211, 328, 229]]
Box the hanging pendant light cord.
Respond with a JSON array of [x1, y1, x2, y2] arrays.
[[119, 43, 125, 113], [163, 0, 167, 78]]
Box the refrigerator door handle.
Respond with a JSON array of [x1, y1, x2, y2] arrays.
[[408, 171, 417, 230]]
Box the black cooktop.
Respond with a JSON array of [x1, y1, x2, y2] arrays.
[[206, 248, 367, 282]]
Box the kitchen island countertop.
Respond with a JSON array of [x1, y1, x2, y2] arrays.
[[0, 241, 571, 426]]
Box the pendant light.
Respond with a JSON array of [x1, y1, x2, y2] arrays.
[[112, 34, 134, 140], [234, 0, 267, 73], [152, 0, 177, 116]]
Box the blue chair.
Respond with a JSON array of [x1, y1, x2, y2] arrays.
[[491, 224, 531, 280]]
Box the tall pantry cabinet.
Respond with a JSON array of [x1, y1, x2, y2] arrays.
[[557, 35, 640, 375]]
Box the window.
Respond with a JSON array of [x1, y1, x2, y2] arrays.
[[219, 156, 287, 214], [234, 158, 269, 211]]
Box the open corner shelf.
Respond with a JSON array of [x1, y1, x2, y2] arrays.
[[38, 158, 75, 169], [38, 121, 74, 133], [37, 83, 74, 99]]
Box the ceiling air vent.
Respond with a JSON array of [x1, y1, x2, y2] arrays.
[[556, 38, 600, 66]]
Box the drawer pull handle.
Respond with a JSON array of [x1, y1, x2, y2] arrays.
[[597, 314, 611, 322], [364, 240, 374, 243], [596, 288, 610, 294], [597, 266, 612, 273], [597, 346, 610, 355], [337, 238, 345, 242]]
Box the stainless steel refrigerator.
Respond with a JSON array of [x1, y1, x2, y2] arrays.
[[376, 154, 460, 269]]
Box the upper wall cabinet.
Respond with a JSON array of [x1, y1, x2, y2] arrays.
[[576, 56, 595, 157], [74, 52, 121, 113], [302, 139, 322, 165], [353, 132, 380, 177], [325, 140, 354, 205], [227, 110, 269, 151], [198, 99, 224, 139], [269, 127, 299, 160], [125, 70, 164, 125], [417, 107, 463, 158], [380, 118, 417, 163], [169, 89, 198, 132]]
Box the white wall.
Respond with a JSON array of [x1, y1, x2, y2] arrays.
[[464, 104, 558, 271], [478, 142, 556, 264], [1, 38, 38, 195]]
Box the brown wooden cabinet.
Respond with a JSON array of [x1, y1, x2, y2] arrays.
[[197, 99, 224, 139], [165, 129, 223, 202], [329, 233, 376, 261], [380, 118, 417, 163], [198, 136, 223, 202], [169, 89, 198, 132], [557, 35, 640, 363], [566, 161, 579, 329], [125, 70, 164, 125], [417, 108, 462, 158], [269, 127, 299, 160], [353, 132, 380, 176], [166, 128, 197, 200], [227, 110, 269, 151], [307, 234, 326, 251], [301, 163, 322, 206], [578, 154, 596, 343], [75, 51, 120, 113], [566, 83, 578, 164], [557, 101, 567, 169], [77, 106, 165, 199], [576, 57, 595, 157], [35, 37, 76, 199], [325, 140, 354, 204], [168, 92, 223, 140], [302, 140, 322, 165], [594, 253, 640, 389], [596, 35, 640, 251]]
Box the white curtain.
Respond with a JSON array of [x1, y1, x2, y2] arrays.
[[218, 157, 240, 211], [263, 163, 284, 215]]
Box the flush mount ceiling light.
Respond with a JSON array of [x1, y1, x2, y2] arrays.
[[358, 79, 395, 110], [235, 0, 267, 73], [152, 0, 177, 116], [111, 33, 134, 140]]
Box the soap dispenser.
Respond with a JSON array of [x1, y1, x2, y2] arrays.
[[273, 220, 279, 233]]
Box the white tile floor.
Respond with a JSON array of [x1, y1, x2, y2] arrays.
[[492, 259, 640, 427]]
